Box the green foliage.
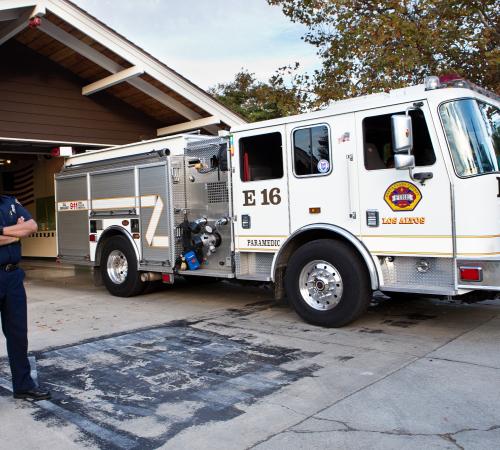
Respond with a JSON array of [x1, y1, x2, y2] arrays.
[[209, 70, 304, 122], [268, 0, 499, 105]]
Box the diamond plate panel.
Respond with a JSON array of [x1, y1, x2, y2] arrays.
[[236, 252, 274, 277], [379, 256, 454, 290], [171, 156, 187, 259]]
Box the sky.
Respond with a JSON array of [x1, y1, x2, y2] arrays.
[[72, 0, 320, 90]]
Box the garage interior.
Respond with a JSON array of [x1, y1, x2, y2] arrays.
[[0, 0, 245, 258]]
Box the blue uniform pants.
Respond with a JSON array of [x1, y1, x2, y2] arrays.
[[0, 268, 35, 393]]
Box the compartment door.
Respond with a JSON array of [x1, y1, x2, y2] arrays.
[[138, 164, 172, 266], [55, 175, 90, 261]]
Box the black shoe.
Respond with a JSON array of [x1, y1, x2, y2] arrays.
[[13, 388, 51, 401]]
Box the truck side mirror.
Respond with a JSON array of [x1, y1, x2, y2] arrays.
[[394, 153, 416, 170], [391, 115, 413, 154], [391, 114, 415, 170]]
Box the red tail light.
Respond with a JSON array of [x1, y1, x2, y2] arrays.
[[162, 274, 172, 283], [89, 234, 96, 242], [459, 267, 482, 282]]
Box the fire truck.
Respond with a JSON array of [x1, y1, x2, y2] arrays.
[[55, 76, 500, 327]]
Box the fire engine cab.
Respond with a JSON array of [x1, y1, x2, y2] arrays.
[[55, 76, 500, 327]]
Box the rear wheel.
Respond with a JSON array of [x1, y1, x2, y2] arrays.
[[100, 236, 145, 297], [285, 239, 371, 327]]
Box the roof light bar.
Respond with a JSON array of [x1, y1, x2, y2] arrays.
[[425, 74, 466, 90], [424, 75, 499, 101], [424, 76, 441, 90]]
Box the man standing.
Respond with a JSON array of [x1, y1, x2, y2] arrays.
[[0, 194, 50, 401]]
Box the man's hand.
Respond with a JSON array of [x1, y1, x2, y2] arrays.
[[3, 218, 37, 238], [0, 236, 19, 247]]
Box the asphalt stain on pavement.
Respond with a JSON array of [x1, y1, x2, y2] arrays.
[[382, 313, 437, 328], [335, 356, 354, 362], [382, 319, 417, 328], [0, 318, 320, 449], [406, 313, 437, 321], [358, 328, 384, 334]]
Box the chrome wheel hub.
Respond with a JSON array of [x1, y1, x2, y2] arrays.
[[107, 250, 128, 284], [299, 260, 343, 311]]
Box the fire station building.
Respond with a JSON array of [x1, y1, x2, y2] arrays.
[[0, 0, 245, 257]]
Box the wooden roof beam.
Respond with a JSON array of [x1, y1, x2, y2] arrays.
[[38, 19, 201, 121], [0, 4, 45, 46], [82, 66, 144, 96], [39, 0, 246, 128], [157, 116, 221, 136]]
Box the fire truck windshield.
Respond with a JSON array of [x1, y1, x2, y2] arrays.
[[440, 99, 500, 177]]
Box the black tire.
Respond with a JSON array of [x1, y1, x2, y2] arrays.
[[100, 235, 146, 297], [285, 239, 371, 327]]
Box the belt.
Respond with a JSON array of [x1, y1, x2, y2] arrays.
[[0, 264, 18, 272]]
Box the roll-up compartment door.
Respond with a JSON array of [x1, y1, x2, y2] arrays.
[[55, 175, 89, 260]]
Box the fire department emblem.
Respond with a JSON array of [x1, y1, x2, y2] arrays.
[[384, 181, 422, 212]]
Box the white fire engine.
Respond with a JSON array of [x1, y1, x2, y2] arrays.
[[55, 76, 500, 327]]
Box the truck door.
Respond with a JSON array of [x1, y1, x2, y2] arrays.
[[232, 126, 290, 252], [286, 114, 360, 235], [356, 102, 454, 292]]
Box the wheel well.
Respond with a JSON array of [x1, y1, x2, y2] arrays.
[[95, 228, 138, 266], [273, 229, 378, 296]]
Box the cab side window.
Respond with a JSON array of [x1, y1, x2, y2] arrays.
[[240, 132, 283, 182], [293, 125, 331, 176], [363, 110, 436, 170]]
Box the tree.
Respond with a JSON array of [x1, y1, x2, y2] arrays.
[[268, 0, 499, 105], [209, 70, 304, 122]]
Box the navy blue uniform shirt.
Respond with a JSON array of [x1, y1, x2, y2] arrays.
[[0, 195, 32, 265]]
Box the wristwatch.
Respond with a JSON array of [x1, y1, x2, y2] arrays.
[[0, 226, 3, 236]]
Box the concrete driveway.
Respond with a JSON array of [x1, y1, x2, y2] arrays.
[[0, 261, 499, 450]]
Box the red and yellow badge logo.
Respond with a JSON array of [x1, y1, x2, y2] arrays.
[[384, 181, 422, 212]]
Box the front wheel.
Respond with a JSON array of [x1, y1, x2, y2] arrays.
[[100, 235, 146, 297], [285, 239, 371, 327]]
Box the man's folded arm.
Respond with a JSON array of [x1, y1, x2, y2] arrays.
[[0, 236, 19, 247], [3, 219, 38, 238]]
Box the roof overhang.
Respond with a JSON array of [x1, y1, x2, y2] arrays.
[[0, 0, 246, 137]]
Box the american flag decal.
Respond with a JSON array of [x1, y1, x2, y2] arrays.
[[2, 164, 35, 206]]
